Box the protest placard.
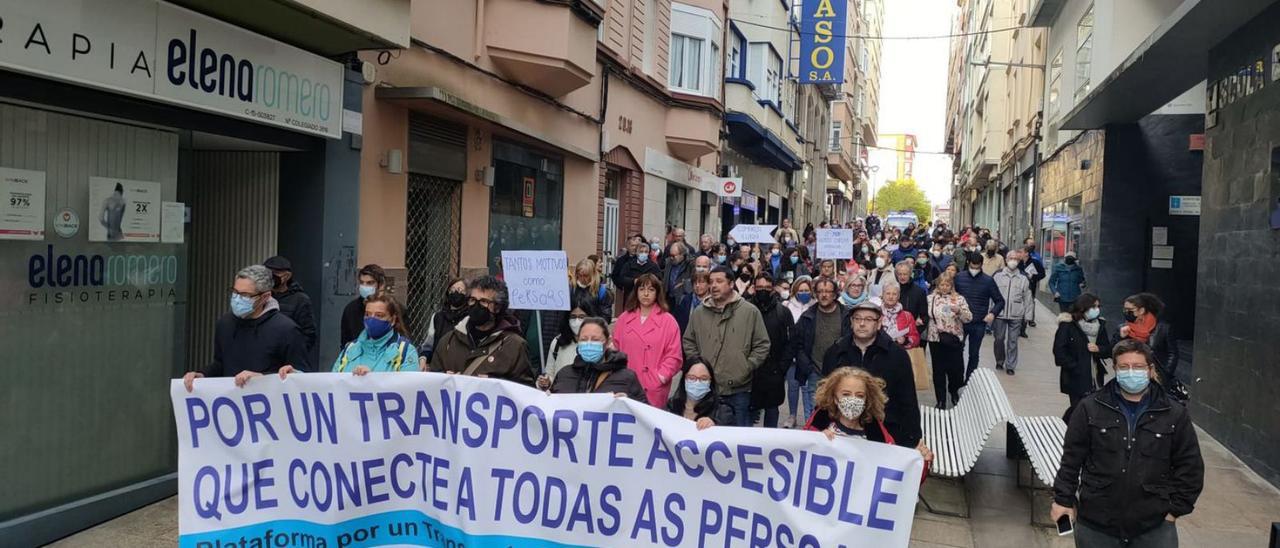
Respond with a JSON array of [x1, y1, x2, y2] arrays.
[[817, 228, 854, 259], [501, 250, 570, 311], [728, 224, 778, 244], [171, 374, 924, 548]]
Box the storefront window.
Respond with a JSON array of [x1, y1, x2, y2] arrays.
[[488, 140, 564, 271], [666, 185, 688, 232]]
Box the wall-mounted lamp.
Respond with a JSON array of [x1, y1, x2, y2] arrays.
[[381, 149, 403, 174]]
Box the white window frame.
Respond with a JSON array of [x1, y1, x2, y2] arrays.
[[668, 3, 723, 99], [727, 26, 746, 79], [829, 119, 843, 152], [1074, 5, 1094, 101], [1048, 50, 1063, 117]]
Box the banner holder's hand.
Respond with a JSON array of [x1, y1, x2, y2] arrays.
[[278, 365, 298, 379], [182, 371, 204, 393], [234, 370, 262, 387]]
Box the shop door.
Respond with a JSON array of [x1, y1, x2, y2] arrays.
[[404, 174, 462, 343]]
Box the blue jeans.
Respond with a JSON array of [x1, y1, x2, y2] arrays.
[[786, 365, 818, 425], [963, 322, 988, 380], [724, 391, 753, 427]]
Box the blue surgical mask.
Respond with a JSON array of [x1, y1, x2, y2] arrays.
[[1085, 307, 1101, 320], [796, 292, 812, 304], [358, 284, 377, 299], [1116, 369, 1151, 394], [230, 293, 256, 318], [364, 317, 393, 339], [578, 341, 605, 363], [636, 253, 649, 265], [686, 379, 711, 401], [790, 256, 800, 265], [716, 255, 727, 264]]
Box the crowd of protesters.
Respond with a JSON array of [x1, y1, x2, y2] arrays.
[[180, 214, 1203, 546]]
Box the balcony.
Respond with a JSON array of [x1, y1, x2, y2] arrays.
[[485, 0, 600, 97], [827, 148, 855, 181], [665, 107, 721, 162], [171, 0, 411, 55]]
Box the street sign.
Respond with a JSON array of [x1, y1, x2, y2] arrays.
[[715, 177, 743, 198], [728, 224, 777, 244], [1169, 195, 1201, 216]]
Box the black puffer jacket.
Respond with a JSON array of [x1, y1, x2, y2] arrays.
[[550, 350, 647, 402], [749, 293, 794, 409], [274, 280, 317, 360], [1053, 381, 1204, 541]]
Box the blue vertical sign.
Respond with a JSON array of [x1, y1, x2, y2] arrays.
[[799, 0, 847, 84]]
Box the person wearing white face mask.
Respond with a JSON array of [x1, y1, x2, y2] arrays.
[[538, 302, 596, 390], [868, 249, 895, 298], [804, 367, 933, 465], [1053, 293, 1112, 422], [991, 250, 1034, 375]]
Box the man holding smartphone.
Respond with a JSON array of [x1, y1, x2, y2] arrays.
[[1050, 340, 1204, 546]]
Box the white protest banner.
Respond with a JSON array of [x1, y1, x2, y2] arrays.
[[728, 224, 778, 244], [501, 250, 570, 311], [172, 374, 924, 548], [816, 228, 854, 259]]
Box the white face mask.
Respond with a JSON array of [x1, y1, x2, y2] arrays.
[[969, 268, 981, 276], [875, 257, 887, 269], [1006, 260, 1019, 270], [568, 318, 584, 336], [779, 289, 790, 300]]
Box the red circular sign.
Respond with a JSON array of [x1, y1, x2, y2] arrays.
[[723, 180, 737, 194]]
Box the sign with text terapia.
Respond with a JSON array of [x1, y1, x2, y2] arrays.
[[799, 0, 847, 84], [0, 0, 343, 139]]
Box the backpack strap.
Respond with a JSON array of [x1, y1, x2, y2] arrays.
[[592, 371, 611, 392], [392, 338, 407, 371], [336, 342, 356, 372]]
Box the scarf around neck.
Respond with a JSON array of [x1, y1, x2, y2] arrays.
[[1127, 314, 1157, 343]]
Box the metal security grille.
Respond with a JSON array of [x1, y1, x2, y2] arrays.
[[405, 174, 462, 345]]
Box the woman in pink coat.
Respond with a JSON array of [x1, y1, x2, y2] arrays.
[[613, 273, 684, 407]]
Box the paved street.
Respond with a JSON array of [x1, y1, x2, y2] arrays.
[[49, 306, 1280, 547]]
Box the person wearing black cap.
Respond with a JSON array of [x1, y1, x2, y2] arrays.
[[264, 255, 317, 366], [819, 300, 922, 448]]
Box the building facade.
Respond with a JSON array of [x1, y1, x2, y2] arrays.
[[828, 0, 885, 222], [0, 0, 410, 544], [1033, 0, 1280, 488]]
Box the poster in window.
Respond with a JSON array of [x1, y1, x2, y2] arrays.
[[0, 167, 46, 240], [89, 176, 161, 242], [522, 176, 535, 218]]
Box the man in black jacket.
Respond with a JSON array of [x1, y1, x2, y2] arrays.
[[1051, 340, 1203, 546], [820, 301, 922, 448], [183, 265, 312, 391], [1020, 238, 1047, 336], [748, 273, 793, 427], [791, 278, 849, 423], [609, 235, 660, 310], [894, 261, 929, 331], [264, 255, 317, 365]]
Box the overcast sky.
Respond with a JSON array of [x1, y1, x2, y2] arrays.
[[868, 0, 957, 207]]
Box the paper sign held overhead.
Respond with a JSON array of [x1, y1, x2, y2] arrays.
[[817, 228, 854, 259], [728, 224, 777, 244], [501, 250, 569, 311]]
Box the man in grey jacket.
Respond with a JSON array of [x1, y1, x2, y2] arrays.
[[992, 250, 1034, 375], [683, 266, 772, 426]]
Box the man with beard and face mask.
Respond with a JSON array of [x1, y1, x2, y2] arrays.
[[182, 265, 311, 392], [1049, 251, 1087, 313], [748, 273, 794, 428], [662, 241, 694, 310], [819, 301, 921, 448], [429, 276, 535, 386], [683, 267, 772, 426]]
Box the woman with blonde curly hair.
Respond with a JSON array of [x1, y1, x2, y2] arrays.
[[805, 367, 936, 464]]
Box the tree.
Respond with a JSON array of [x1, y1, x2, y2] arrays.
[[871, 179, 932, 224]]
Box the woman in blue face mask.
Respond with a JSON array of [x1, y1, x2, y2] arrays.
[[288, 295, 418, 376], [549, 318, 647, 401], [666, 361, 734, 430], [1054, 293, 1112, 422]]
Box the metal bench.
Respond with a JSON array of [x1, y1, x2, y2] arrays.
[[918, 368, 1015, 516], [1007, 415, 1068, 526]]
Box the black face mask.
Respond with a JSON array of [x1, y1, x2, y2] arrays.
[[445, 291, 467, 309], [273, 274, 287, 289], [1065, 257, 1077, 265], [468, 304, 494, 330], [739, 271, 752, 282], [1123, 311, 1139, 323], [751, 291, 774, 308]]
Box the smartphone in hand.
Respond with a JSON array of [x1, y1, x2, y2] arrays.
[[1056, 514, 1074, 536]]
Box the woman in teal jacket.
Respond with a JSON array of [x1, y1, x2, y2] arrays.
[[334, 294, 419, 374], [279, 295, 418, 377]]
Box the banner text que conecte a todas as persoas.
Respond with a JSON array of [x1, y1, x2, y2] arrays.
[[172, 373, 924, 548]]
